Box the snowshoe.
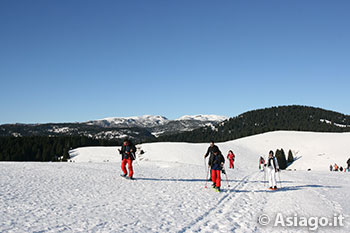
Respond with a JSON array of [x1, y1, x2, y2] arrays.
[[120, 174, 127, 178], [126, 176, 134, 180]]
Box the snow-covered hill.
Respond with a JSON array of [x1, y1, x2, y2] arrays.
[[70, 131, 350, 171]]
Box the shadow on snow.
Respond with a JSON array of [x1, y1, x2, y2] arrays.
[[228, 184, 341, 193], [135, 177, 295, 184]]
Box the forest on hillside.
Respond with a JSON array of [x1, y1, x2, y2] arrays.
[[0, 136, 121, 162], [158, 105, 350, 142]]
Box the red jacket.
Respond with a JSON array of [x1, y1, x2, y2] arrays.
[[227, 152, 235, 161]]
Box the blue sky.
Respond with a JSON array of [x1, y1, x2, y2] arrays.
[[0, 0, 349, 123]]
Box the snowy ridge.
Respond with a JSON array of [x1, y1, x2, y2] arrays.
[[71, 131, 350, 171], [87, 115, 169, 128], [84, 114, 228, 138], [320, 119, 350, 128], [87, 114, 227, 128], [176, 114, 228, 122]]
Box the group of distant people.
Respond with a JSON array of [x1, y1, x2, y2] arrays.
[[330, 158, 350, 172], [258, 152, 280, 190], [203, 141, 235, 192], [117, 139, 237, 188], [118, 140, 350, 192], [117, 139, 284, 192]]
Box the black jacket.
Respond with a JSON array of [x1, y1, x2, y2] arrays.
[[204, 145, 221, 158], [209, 153, 225, 170], [120, 141, 137, 160], [347, 158, 350, 165]]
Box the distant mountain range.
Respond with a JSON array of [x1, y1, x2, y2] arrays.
[[86, 115, 227, 128], [2, 106, 350, 143], [0, 115, 228, 142]]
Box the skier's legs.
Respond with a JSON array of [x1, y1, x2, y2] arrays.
[[215, 170, 221, 188], [127, 159, 134, 177], [229, 159, 234, 169], [271, 170, 277, 187], [268, 168, 273, 187], [211, 169, 217, 184], [121, 159, 128, 175]]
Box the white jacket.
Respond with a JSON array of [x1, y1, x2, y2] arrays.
[[267, 156, 279, 171]]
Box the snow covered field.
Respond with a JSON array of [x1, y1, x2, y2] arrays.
[[1, 131, 350, 232]]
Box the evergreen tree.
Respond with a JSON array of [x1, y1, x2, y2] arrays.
[[62, 147, 70, 162], [275, 149, 288, 170], [288, 150, 294, 163], [35, 149, 42, 161]]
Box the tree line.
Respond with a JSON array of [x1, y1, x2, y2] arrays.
[[158, 105, 350, 143], [0, 136, 121, 162]]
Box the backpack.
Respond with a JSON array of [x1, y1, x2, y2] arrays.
[[121, 140, 137, 160]]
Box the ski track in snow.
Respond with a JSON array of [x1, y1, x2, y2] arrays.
[[180, 172, 261, 232]]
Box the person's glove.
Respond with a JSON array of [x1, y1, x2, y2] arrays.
[[222, 169, 226, 175], [276, 168, 280, 172]]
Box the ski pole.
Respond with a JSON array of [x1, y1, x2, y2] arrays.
[[278, 171, 282, 188], [265, 166, 269, 188], [131, 152, 140, 167], [204, 165, 210, 188], [223, 165, 230, 188], [263, 166, 266, 186], [204, 158, 207, 188], [225, 172, 230, 188], [133, 158, 140, 167], [263, 166, 267, 187]]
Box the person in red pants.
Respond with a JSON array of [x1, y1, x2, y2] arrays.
[[209, 149, 225, 192], [118, 139, 136, 179], [227, 150, 235, 169]]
